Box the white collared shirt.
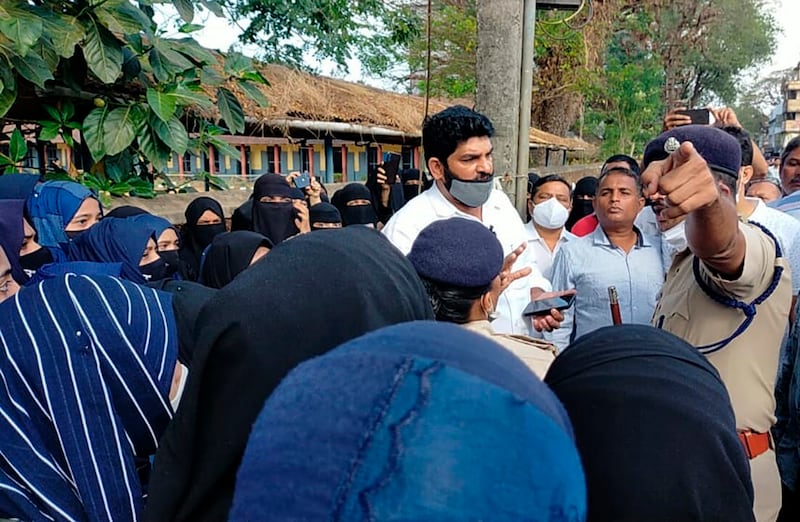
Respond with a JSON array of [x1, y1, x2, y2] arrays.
[[523, 221, 575, 280], [382, 183, 552, 335]]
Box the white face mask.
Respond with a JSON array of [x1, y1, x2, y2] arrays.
[[170, 363, 189, 412], [532, 197, 570, 230], [661, 220, 687, 252]]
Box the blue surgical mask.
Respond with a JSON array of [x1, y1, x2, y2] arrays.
[[443, 165, 493, 208]]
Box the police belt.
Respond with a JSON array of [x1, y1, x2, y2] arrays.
[[691, 221, 784, 355]]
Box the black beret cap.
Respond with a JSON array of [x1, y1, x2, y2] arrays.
[[643, 125, 742, 179], [408, 217, 504, 288]]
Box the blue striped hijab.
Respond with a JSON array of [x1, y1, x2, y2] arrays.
[[0, 275, 178, 521], [26, 181, 100, 251]]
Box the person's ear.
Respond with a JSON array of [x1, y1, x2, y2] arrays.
[[428, 157, 445, 181], [740, 166, 754, 186]]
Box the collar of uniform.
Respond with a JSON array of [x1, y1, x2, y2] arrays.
[[430, 180, 503, 219], [462, 319, 495, 338], [590, 224, 651, 248], [525, 220, 574, 244]]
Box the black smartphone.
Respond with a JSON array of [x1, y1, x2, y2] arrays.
[[523, 294, 576, 317], [676, 108, 712, 126], [295, 171, 311, 189], [382, 152, 401, 185]]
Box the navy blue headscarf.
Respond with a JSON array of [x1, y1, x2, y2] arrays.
[[26, 180, 101, 250], [0, 275, 178, 521], [545, 325, 754, 522], [0, 174, 40, 200], [68, 217, 154, 284], [127, 213, 178, 244], [0, 199, 27, 284], [231, 321, 586, 521]]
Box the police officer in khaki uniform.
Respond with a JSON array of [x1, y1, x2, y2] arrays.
[[643, 126, 792, 522], [407, 217, 557, 378]]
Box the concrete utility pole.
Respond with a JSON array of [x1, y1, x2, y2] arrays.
[[475, 0, 524, 212]]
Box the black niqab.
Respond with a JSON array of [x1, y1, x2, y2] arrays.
[[199, 231, 272, 289], [545, 325, 754, 522], [179, 197, 226, 279], [146, 227, 434, 522], [230, 198, 253, 231], [565, 176, 598, 231], [331, 183, 378, 227], [400, 168, 424, 203], [251, 174, 299, 244]]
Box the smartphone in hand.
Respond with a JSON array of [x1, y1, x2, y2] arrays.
[[523, 293, 576, 317], [295, 171, 311, 189], [382, 152, 401, 185], [676, 108, 715, 126]]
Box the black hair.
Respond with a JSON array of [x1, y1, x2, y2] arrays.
[[422, 105, 494, 166], [420, 276, 489, 324], [710, 170, 737, 195], [781, 136, 800, 174], [720, 126, 753, 167], [532, 174, 572, 198], [597, 167, 643, 197], [602, 154, 640, 175]]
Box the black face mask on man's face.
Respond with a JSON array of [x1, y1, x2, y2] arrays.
[[19, 247, 54, 277]]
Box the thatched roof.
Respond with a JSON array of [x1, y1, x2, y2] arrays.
[[222, 62, 591, 151]]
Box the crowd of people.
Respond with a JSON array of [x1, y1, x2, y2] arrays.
[[0, 103, 800, 521]]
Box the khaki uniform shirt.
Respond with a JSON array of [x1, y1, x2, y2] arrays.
[[463, 320, 556, 378], [652, 222, 791, 433]]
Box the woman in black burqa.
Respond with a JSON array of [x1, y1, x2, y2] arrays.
[[145, 226, 434, 521]]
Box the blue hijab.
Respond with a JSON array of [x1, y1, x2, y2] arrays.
[[0, 173, 40, 200], [0, 274, 178, 522], [127, 213, 179, 244], [0, 199, 27, 284], [230, 321, 586, 521], [68, 217, 153, 284], [26, 180, 100, 250]]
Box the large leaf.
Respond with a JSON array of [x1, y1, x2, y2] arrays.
[[223, 52, 251, 76], [83, 21, 123, 84], [42, 14, 85, 58], [147, 48, 170, 83], [241, 70, 269, 85], [95, 3, 151, 34], [9, 128, 27, 163], [200, 0, 225, 17], [152, 115, 188, 155], [238, 79, 269, 108], [38, 123, 60, 142], [10, 53, 54, 88], [146, 88, 177, 121], [174, 0, 195, 23], [35, 38, 60, 71], [172, 86, 214, 110], [103, 106, 137, 156], [153, 38, 194, 72], [83, 107, 108, 161], [138, 124, 171, 171], [0, 7, 43, 56], [173, 38, 218, 66], [216, 87, 245, 134], [207, 136, 240, 160], [0, 67, 17, 118]]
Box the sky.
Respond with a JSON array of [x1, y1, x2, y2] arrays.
[[159, 0, 800, 90]]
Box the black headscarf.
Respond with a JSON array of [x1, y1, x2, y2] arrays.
[[251, 174, 300, 244], [331, 183, 378, 227], [230, 198, 253, 231], [309, 202, 341, 229], [0, 199, 27, 284], [400, 168, 424, 203], [106, 205, 148, 218], [565, 176, 598, 231], [179, 197, 226, 280], [199, 231, 272, 289], [545, 325, 755, 522], [146, 227, 434, 522]]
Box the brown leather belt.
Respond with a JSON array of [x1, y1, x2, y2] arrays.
[[738, 430, 771, 460]]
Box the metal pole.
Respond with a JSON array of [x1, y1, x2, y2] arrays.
[[516, 0, 537, 216]]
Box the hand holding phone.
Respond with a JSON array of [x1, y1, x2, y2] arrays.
[[675, 108, 715, 126], [295, 171, 311, 190], [381, 152, 401, 185], [523, 291, 576, 317]]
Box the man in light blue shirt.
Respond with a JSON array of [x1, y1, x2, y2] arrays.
[[769, 136, 800, 219], [545, 167, 664, 352]]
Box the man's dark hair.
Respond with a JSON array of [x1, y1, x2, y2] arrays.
[[532, 174, 572, 198], [602, 154, 640, 175], [720, 126, 753, 167], [422, 106, 494, 165], [781, 136, 800, 173], [420, 276, 489, 324], [597, 167, 643, 197]]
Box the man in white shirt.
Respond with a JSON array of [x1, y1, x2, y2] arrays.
[[382, 105, 557, 335], [524, 174, 575, 279]]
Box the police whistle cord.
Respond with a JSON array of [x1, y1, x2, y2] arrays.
[[692, 222, 784, 355]]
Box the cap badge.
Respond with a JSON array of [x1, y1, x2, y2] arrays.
[[664, 137, 681, 154]]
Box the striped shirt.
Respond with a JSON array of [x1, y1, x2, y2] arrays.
[[0, 275, 178, 521]]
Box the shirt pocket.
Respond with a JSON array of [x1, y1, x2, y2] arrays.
[[653, 288, 690, 333]]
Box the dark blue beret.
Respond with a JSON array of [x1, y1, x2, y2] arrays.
[[643, 125, 741, 179], [407, 217, 504, 288]]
